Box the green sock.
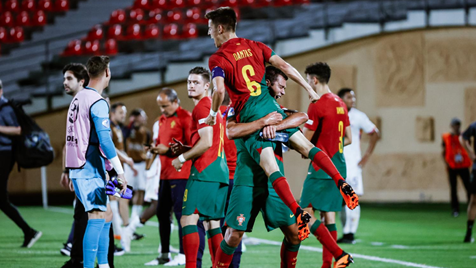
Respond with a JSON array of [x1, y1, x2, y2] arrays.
[[220, 240, 237, 255], [325, 224, 337, 232], [206, 228, 221, 239], [283, 238, 300, 252], [310, 219, 322, 235], [182, 225, 198, 236]]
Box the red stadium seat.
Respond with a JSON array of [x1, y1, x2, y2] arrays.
[[87, 24, 103, 41], [54, 0, 69, 12], [125, 23, 142, 40], [0, 27, 8, 43], [186, 0, 202, 5], [274, 0, 292, 6], [200, 0, 220, 9], [62, 39, 82, 56], [38, 0, 53, 11], [17, 11, 31, 26], [109, 9, 126, 24], [32, 10, 47, 26], [239, 0, 255, 6], [185, 7, 202, 23], [107, 24, 123, 39], [169, 0, 185, 9], [84, 40, 100, 55], [9, 27, 24, 43], [255, 0, 272, 7], [166, 9, 183, 23], [144, 24, 160, 39], [147, 9, 163, 24], [181, 23, 197, 39], [22, 0, 36, 12], [128, 8, 145, 23], [104, 39, 118, 55], [221, 0, 238, 7], [151, 0, 167, 9], [163, 23, 179, 39], [133, 0, 150, 9], [0, 12, 14, 27], [5, 0, 20, 12]]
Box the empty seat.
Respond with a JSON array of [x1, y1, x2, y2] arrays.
[[84, 40, 101, 55], [9, 27, 24, 43], [125, 23, 142, 39], [110, 9, 126, 24], [147, 9, 163, 24], [87, 24, 104, 41], [144, 24, 160, 39], [181, 23, 197, 39], [54, 0, 69, 12], [22, 0, 36, 12], [221, 0, 238, 7], [275, 0, 293, 6], [5, 0, 20, 12], [163, 23, 179, 39], [151, 0, 167, 9], [129, 8, 145, 23], [0, 12, 14, 27], [133, 0, 150, 9], [104, 39, 118, 55], [185, 7, 202, 23], [0, 27, 8, 43], [38, 0, 53, 11], [107, 24, 123, 39], [17, 11, 31, 26], [62, 39, 82, 56], [169, 0, 185, 9], [32, 10, 47, 26], [166, 9, 183, 23]]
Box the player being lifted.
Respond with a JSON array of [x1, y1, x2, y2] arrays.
[[301, 63, 353, 267], [203, 7, 358, 267], [170, 67, 229, 268]]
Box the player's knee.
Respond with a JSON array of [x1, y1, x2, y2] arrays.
[[286, 232, 300, 245], [225, 228, 244, 247]]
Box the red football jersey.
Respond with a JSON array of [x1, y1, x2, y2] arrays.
[[157, 106, 192, 179], [220, 105, 236, 180], [190, 97, 226, 173], [304, 93, 350, 172], [209, 38, 274, 116]]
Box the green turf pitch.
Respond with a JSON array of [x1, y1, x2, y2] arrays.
[[0, 203, 475, 268]]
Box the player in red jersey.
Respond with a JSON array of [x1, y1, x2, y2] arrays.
[[170, 67, 229, 268], [203, 7, 357, 268], [301, 63, 353, 268]]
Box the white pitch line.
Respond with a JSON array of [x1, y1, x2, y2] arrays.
[[247, 237, 445, 268]]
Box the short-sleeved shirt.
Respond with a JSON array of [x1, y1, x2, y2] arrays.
[[0, 96, 19, 152], [304, 93, 350, 178], [125, 126, 150, 163], [157, 106, 192, 180], [220, 105, 237, 180], [189, 97, 228, 184], [343, 108, 377, 173], [462, 121, 476, 170], [111, 122, 124, 152]]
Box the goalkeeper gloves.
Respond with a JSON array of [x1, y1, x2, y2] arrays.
[[106, 178, 133, 199]]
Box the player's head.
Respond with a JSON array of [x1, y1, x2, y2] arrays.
[[188, 67, 210, 99], [305, 62, 331, 91], [130, 108, 147, 127], [450, 117, 461, 133], [337, 88, 355, 110], [157, 87, 180, 117], [63, 63, 88, 96], [110, 102, 127, 124], [87, 55, 111, 87], [265, 66, 288, 99], [205, 7, 237, 48]]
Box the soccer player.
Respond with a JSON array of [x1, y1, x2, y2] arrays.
[[460, 121, 476, 242], [203, 7, 358, 267], [65, 56, 128, 268], [336, 88, 379, 244], [301, 63, 353, 268], [146, 88, 205, 266], [168, 67, 228, 268]]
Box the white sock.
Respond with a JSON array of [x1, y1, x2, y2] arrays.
[[129, 216, 144, 233], [343, 206, 352, 234], [349, 205, 361, 234], [130, 205, 143, 222], [110, 200, 122, 236], [98, 264, 110, 268]]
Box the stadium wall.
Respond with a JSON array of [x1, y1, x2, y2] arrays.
[[8, 26, 476, 204]]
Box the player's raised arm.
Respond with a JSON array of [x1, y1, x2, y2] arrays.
[[269, 54, 319, 103], [205, 76, 225, 126]]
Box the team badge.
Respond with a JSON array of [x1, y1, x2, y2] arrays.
[[68, 98, 79, 124], [237, 214, 246, 226], [102, 119, 110, 128], [227, 107, 235, 117], [171, 120, 176, 128], [306, 119, 314, 125]]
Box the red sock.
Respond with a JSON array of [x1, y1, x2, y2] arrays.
[[312, 151, 344, 187], [272, 177, 299, 213], [280, 242, 299, 268], [214, 245, 235, 268], [208, 233, 223, 265], [313, 223, 343, 259], [183, 232, 200, 268], [322, 229, 337, 268]]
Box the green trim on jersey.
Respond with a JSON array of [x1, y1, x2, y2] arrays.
[[190, 155, 229, 184]]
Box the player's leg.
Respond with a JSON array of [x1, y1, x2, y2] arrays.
[[118, 198, 129, 227], [279, 224, 301, 268], [289, 132, 359, 210], [203, 220, 223, 265], [321, 212, 338, 268], [465, 171, 476, 242], [215, 227, 245, 268], [448, 168, 459, 216], [157, 180, 173, 255], [222, 179, 243, 268], [460, 168, 472, 204], [180, 213, 201, 268]]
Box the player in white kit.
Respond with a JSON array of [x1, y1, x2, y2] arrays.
[[337, 88, 379, 244]]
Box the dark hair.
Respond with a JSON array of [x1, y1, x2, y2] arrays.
[[337, 88, 353, 99], [189, 66, 210, 83], [304, 62, 331, 84], [266, 66, 288, 85], [159, 87, 179, 103], [63, 63, 89, 86], [111, 102, 125, 113], [130, 108, 145, 117], [87, 55, 110, 79], [205, 7, 237, 32]]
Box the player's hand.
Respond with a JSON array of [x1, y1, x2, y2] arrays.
[[172, 157, 184, 172], [170, 138, 185, 155], [308, 91, 320, 103], [262, 125, 277, 139], [116, 173, 128, 195], [60, 172, 69, 189], [106, 179, 133, 199], [358, 153, 370, 168], [205, 114, 217, 126], [263, 112, 283, 126], [69, 180, 74, 192]]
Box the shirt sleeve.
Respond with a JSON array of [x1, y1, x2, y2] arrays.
[[194, 104, 212, 130], [152, 121, 159, 145], [91, 100, 117, 159], [304, 103, 320, 131], [462, 124, 475, 141], [182, 112, 193, 145], [256, 41, 275, 62], [0, 105, 19, 127], [359, 112, 377, 133]]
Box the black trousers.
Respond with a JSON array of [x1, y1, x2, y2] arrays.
[[448, 168, 471, 212], [70, 196, 115, 267], [0, 150, 32, 235]]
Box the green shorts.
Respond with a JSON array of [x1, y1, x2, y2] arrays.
[[300, 178, 342, 212], [182, 179, 228, 221], [225, 185, 296, 232]]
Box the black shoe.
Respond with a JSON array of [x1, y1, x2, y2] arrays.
[[114, 244, 125, 256], [22, 229, 42, 248], [337, 233, 355, 244], [60, 242, 72, 256], [132, 232, 144, 241], [61, 260, 83, 268]]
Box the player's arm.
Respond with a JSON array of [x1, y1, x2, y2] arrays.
[[0, 106, 21, 135], [274, 112, 309, 132], [91, 100, 128, 193], [344, 126, 352, 146], [226, 111, 283, 140], [205, 75, 226, 126], [461, 127, 476, 162], [269, 55, 319, 102], [172, 127, 212, 171], [359, 129, 379, 167]]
